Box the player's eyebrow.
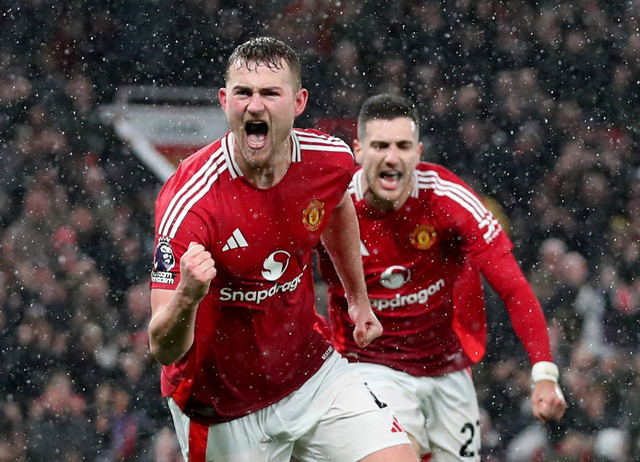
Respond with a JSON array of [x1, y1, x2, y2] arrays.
[[370, 139, 414, 147], [232, 84, 285, 94]]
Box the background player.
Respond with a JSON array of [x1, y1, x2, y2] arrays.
[[148, 39, 418, 462], [318, 94, 567, 461]]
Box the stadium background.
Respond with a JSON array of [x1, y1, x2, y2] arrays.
[[1, 0, 639, 460]]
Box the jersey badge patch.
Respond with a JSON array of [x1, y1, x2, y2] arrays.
[[153, 239, 176, 271], [302, 199, 325, 232], [410, 224, 438, 250]]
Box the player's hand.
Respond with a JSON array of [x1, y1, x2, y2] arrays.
[[531, 380, 567, 423], [349, 306, 383, 348], [179, 242, 217, 302]]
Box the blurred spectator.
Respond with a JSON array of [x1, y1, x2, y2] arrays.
[[545, 251, 607, 363], [528, 237, 568, 306], [150, 427, 182, 462], [25, 372, 94, 461], [66, 322, 117, 396], [0, 400, 26, 462], [108, 384, 153, 461], [548, 346, 625, 461]]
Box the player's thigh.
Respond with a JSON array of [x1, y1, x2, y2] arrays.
[[293, 364, 412, 462], [349, 362, 431, 456], [426, 370, 481, 462], [168, 398, 294, 462]]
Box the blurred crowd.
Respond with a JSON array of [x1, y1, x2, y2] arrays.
[[1, 0, 639, 461]]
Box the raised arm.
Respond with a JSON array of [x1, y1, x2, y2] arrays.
[[148, 242, 216, 365], [321, 191, 381, 348], [479, 250, 567, 422]]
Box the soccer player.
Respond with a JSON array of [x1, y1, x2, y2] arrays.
[[148, 38, 418, 462], [318, 94, 567, 461]]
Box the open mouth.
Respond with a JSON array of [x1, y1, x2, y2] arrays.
[[245, 121, 268, 149], [379, 171, 401, 189], [380, 171, 400, 180]]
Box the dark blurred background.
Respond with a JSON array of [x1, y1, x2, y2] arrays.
[[1, 1, 639, 460]]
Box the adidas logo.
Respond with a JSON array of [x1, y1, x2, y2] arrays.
[[391, 416, 404, 433], [222, 228, 248, 252]]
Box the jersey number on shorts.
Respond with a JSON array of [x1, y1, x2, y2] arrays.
[[459, 420, 479, 458]]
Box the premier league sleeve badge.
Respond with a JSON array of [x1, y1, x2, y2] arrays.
[[151, 238, 176, 284]]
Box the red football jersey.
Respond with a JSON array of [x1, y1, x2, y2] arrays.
[[320, 163, 518, 377], [151, 129, 355, 423]]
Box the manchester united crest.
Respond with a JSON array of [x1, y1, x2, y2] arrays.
[[410, 224, 438, 250], [302, 199, 325, 232]]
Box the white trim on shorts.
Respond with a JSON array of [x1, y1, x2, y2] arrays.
[[168, 351, 412, 462]]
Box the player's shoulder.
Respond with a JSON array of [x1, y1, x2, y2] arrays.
[[164, 138, 227, 187], [156, 137, 228, 205], [292, 128, 354, 167], [414, 162, 477, 195], [293, 127, 351, 150], [177, 138, 226, 175], [415, 161, 463, 183], [415, 162, 485, 213]]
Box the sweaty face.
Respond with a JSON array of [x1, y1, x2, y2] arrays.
[[355, 117, 422, 212], [219, 60, 307, 171]]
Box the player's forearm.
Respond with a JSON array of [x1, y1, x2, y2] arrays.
[[480, 251, 553, 363], [503, 289, 552, 363], [321, 193, 369, 306], [148, 288, 200, 365]]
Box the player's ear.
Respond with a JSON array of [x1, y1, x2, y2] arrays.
[[294, 88, 308, 116], [219, 88, 228, 111], [353, 139, 363, 164]]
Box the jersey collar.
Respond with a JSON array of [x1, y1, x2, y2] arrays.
[[223, 131, 302, 179], [411, 170, 420, 198]]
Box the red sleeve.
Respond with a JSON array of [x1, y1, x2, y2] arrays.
[[478, 250, 553, 365]]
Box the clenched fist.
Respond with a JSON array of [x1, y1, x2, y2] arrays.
[[532, 380, 567, 423], [179, 242, 217, 303], [349, 305, 383, 348]]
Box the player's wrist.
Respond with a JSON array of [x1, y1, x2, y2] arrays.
[[531, 361, 559, 383]]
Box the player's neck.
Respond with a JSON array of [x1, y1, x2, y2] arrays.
[[362, 179, 412, 213], [364, 193, 409, 212], [236, 137, 292, 189]]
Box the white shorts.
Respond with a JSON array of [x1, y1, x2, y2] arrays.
[[168, 352, 411, 462], [350, 363, 481, 462]]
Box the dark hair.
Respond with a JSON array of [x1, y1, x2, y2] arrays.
[[357, 94, 420, 140], [226, 37, 302, 89]]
